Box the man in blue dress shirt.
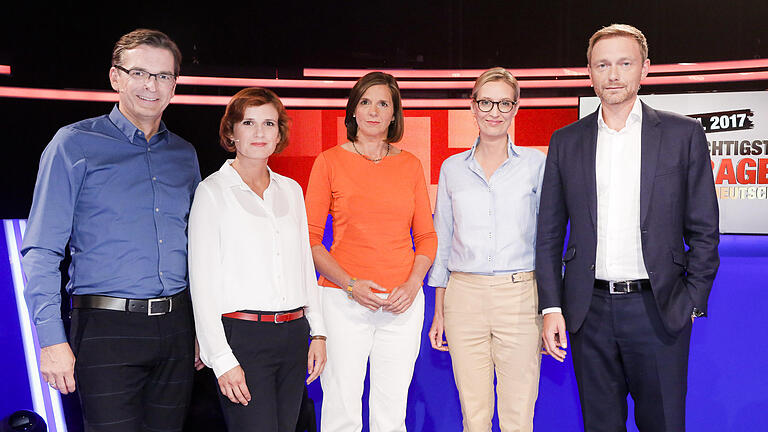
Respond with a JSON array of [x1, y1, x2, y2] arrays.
[[21, 29, 202, 431]]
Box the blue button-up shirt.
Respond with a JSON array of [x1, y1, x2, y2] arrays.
[[21, 105, 201, 347], [427, 137, 546, 288]]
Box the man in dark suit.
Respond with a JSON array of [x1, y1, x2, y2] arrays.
[[536, 24, 719, 431]]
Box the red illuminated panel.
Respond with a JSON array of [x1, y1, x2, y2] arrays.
[[0, 65, 10, 75], [515, 108, 579, 148]]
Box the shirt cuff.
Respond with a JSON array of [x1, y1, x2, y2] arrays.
[[427, 267, 449, 288], [35, 320, 68, 348], [211, 352, 240, 379], [542, 307, 562, 315]]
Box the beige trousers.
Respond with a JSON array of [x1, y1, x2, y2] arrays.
[[443, 271, 543, 432]]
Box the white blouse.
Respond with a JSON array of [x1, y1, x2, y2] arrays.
[[188, 160, 325, 378]]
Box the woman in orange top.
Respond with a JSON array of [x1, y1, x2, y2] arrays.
[[305, 71, 437, 432]]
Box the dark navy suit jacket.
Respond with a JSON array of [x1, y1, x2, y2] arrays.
[[535, 102, 720, 335]]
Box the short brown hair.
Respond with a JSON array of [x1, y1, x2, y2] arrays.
[[112, 29, 182, 76], [587, 24, 648, 64], [471, 67, 520, 101], [219, 87, 291, 153], [345, 72, 404, 143]]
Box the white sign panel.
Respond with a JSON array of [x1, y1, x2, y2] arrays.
[[580, 91, 768, 234]]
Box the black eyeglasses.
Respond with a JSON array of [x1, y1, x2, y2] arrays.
[[473, 98, 518, 113], [114, 65, 177, 86]]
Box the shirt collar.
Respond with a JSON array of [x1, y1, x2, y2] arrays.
[[597, 97, 643, 132], [108, 104, 168, 145], [466, 135, 519, 161], [219, 159, 279, 191]]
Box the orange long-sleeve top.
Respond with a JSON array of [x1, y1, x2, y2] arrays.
[[305, 145, 438, 292]]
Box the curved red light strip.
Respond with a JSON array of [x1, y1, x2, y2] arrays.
[[0, 87, 579, 107], [304, 59, 768, 79]]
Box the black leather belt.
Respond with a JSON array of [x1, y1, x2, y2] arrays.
[[71, 290, 188, 316], [594, 279, 650, 294]]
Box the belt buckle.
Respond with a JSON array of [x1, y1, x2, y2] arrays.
[[147, 298, 171, 316], [274, 312, 287, 324], [608, 281, 626, 295]]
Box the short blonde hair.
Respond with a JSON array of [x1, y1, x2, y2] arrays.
[[471, 67, 520, 102], [587, 24, 648, 64]]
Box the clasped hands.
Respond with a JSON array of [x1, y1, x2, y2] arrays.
[[347, 278, 419, 314]]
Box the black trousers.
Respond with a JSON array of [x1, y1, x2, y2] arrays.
[[70, 297, 196, 432], [570, 289, 692, 432], [218, 314, 310, 432]]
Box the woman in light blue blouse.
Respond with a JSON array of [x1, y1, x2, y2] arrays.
[[427, 67, 545, 432]]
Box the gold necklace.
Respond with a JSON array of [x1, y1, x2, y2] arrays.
[[351, 141, 390, 162]]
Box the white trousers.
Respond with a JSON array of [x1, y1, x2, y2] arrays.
[[320, 288, 424, 432]]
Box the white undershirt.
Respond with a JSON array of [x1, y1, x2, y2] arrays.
[[543, 99, 647, 315], [595, 98, 648, 281]]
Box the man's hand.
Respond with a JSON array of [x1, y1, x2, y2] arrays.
[[348, 279, 387, 311], [306, 339, 327, 384], [428, 313, 449, 351], [40, 342, 76, 394], [542, 312, 568, 362], [218, 365, 251, 406], [194, 338, 205, 371], [383, 280, 420, 314]]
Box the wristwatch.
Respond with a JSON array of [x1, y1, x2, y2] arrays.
[[691, 307, 705, 318]]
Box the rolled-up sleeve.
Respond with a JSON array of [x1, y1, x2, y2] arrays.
[[427, 162, 453, 288]]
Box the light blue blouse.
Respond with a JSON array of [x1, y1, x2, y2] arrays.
[[427, 137, 546, 288]]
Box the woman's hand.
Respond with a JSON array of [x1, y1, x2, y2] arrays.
[[306, 339, 327, 384], [428, 313, 449, 351], [348, 278, 387, 311], [384, 279, 421, 314], [218, 365, 251, 406]]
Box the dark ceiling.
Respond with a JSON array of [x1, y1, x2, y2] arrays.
[[3, 1, 768, 89]]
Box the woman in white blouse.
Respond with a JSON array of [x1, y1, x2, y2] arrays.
[[188, 87, 326, 431]]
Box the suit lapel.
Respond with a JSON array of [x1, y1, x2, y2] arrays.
[[581, 111, 599, 232], [640, 103, 662, 226]]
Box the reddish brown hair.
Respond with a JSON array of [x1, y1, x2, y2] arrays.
[[219, 87, 291, 153]]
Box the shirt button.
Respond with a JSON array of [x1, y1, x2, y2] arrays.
[[159, 239, 163, 244], [152, 177, 157, 181], [488, 256, 492, 261], [155, 208, 159, 212], [147, 147, 151, 152], [159, 271, 164, 276]]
